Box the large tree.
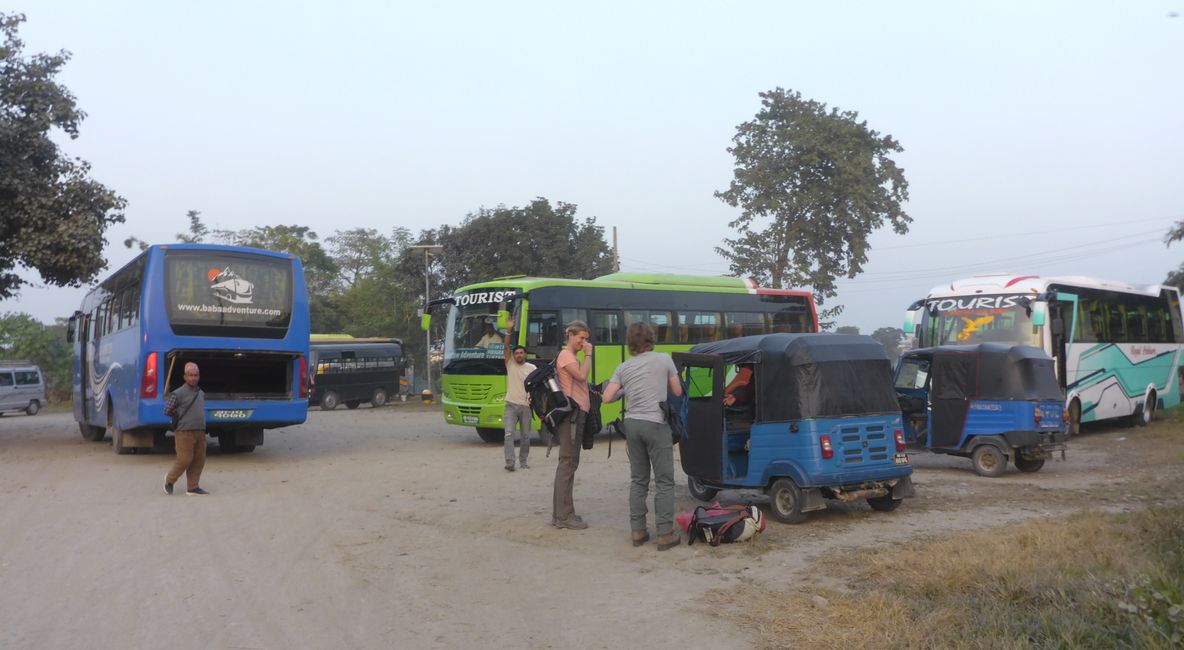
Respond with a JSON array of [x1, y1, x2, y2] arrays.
[[871, 326, 905, 359], [0, 13, 126, 299], [415, 198, 614, 297], [715, 88, 911, 322], [1164, 220, 1184, 289], [0, 312, 72, 398]]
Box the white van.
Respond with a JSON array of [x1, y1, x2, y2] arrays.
[[0, 363, 47, 416]]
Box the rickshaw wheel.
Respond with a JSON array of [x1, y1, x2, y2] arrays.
[[867, 494, 903, 512], [767, 479, 806, 524], [687, 476, 719, 501], [971, 444, 1008, 477], [1015, 455, 1045, 473]]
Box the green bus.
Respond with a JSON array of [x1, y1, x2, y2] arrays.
[[427, 272, 819, 442]]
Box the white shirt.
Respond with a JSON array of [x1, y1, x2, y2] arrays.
[[505, 359, 537, 407]]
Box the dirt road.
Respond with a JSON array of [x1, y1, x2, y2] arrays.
[[1, 405, 1179, 649]]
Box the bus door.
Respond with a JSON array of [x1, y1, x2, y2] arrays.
[[1050, 293, 1079, 389], [77, 312, 95, 419]]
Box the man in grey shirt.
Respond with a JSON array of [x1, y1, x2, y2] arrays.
[[602, 322, 683, 550], [163, 362, 209, 495]]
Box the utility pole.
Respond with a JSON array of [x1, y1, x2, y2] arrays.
[[409, 244, 443, 399], [612, 226, 619, 272]]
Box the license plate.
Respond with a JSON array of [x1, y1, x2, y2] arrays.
[[894, 452, 910, 465], [462, 415, 478, 424], [210, 409, 253, 420]]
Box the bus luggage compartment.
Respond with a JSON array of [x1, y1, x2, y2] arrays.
[[166, 350, 298, 399]]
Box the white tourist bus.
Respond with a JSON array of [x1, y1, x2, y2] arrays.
[[902, 274, 1184, 433]]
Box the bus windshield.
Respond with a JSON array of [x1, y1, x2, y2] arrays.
[[443, 289, 515, 371], [166, 250, 293, 336], [921, 294, 1041, 347]]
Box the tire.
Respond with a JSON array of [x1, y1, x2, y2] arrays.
[[687, 476, 719, 502], [767, 478, 807, 524], [371, 388, 388, 407], [1133, 393, 1156, 427], [1015, 455, 1045, 473], [971, 444, 1008, 477], [477, 427, 504, 444], [218, 434, 239, 453], [867, 494, 903, 512], [320, 391, 340, 411], [25, 400, 40, 416], [345, 400, 360, 410], [236, 445, 256, 453], [1068, 399, 1081, 436], [79, 421, 106, 442], [109, 408, 132, 455]]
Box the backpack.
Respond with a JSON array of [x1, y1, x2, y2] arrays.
[[660, 375, 689, 444], [681, 504, 766, 546], [524, 360, 572, 435], [582, 383, 602, 450]]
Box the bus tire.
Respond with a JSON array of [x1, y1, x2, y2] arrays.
[[687, 476, 719, 501], [867, 494, 903, 512], [345, 400, 360, 409], [25, 400, 40, 416], [477, 427, 504, 444], [1068, 398, 1081, 436], [767, 478, 807, 524], [1133, 392, 1156, 427], [971, 444, 1007, 477], [79, 421, 106, 441], [218, 434, 239, 453], [109, 410, 132, 455], [320, 391, 340, 411], [371, 388, 388, 407], [236, 444, 256, 453]]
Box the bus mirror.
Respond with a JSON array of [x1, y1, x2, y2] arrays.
[[66, 315, 77, 343], [496, 309, 509, 330], [1031, 302, 1048, 328], [902, 310, 916, 335], [420, 313, 431, 332]]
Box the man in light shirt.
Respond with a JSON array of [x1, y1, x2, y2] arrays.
[[502, 318, 536, 471]]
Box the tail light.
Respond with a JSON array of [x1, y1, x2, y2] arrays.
[[894, 428, 906, 452], [298, 355, 309, 399], [140, 352, 158, 398], [820, 435, 834, 459]]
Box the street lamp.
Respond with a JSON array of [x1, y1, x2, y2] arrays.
[[409, 244, 443, 402]]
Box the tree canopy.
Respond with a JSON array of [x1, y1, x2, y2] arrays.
[[871, 326, 904, 359], [715, 88, 911, 321], [0, 312, 71, 398], [1164, 220, 1184, 289], [0, 13, 126, 299]]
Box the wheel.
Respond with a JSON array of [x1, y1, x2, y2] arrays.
[[320, 391, 340, 411], [236, 445, 256, 453], [687, 476, 719, 501], [767, 478, 807, 524], [971, 444, 1008, 477], [79, 421, 106, 441], [867, 494, 903, 512], [371, 388, 388, 407], [109, 408, 132, 455], [218, 433, 239, 453], [25, 400, 40, 416], [1015, 455, 1045, 473], [345, 400, 360, 410], [1068, 399, 1081, 436], [1133, 393, 1156, 427], [476, 427, 504, 444]]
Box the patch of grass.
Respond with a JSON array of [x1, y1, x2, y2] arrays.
[[702, 506, 1184, 649]]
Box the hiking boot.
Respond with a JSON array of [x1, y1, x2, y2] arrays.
[[631, 529, 650, 547], [504, 461, 515, 472], [164, 481, 174, 496], [553, 518, 588, 530], [551, 514, 585, 527], [519, 461, 530, 470], [186, 487, 210, 496], [656, 532, 681, 551]]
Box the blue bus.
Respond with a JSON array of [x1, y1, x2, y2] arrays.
[[66, 244, 310, 454]]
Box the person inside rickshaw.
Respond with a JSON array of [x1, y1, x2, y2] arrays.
[[723, 364, 755, 429]]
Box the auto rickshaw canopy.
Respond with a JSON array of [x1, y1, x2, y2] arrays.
[[901, 343, 1063, 401], [690, 333, 900, 421]]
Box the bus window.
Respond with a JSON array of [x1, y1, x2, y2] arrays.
[[624, 310, 674, 342], [1106, 303, 1126, 343], [679, 311, 721, 343], [1126, 305, 1148, 342], [772, 308, 809, 333], [724, 312, 767, 338], [591, 311, 622, 344], [527, 311, 559, 348]]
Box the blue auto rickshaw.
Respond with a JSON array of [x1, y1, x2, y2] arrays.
[[673, 334, 914, 524], [894, 344, 1069, 477]]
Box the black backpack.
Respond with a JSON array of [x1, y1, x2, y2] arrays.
[[524, 360, 573, 434]]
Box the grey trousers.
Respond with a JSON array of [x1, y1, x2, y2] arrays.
[[503, 402, 532, 464], [552, 409, 586, 523], [623, 418, 675, 535]]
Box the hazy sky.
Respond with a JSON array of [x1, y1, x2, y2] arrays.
[[4, 1, 1182, 332]]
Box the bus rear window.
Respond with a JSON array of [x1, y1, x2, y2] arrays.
[[166, 252, 293, 338]]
